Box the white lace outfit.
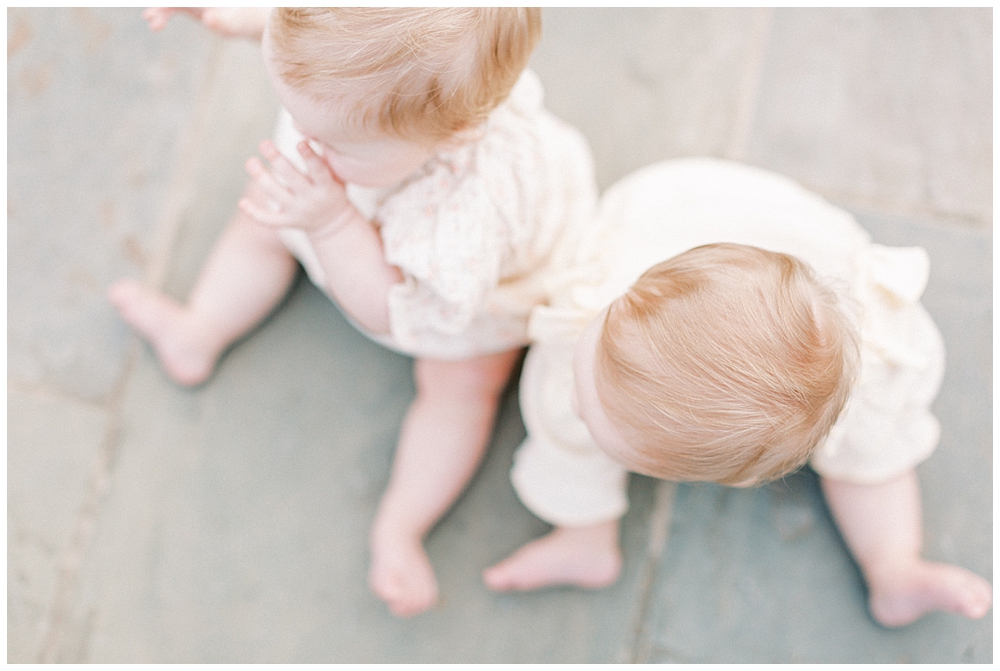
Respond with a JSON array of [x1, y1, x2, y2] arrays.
[[272, 70, 598, 360], [512, 158, 946, 527]]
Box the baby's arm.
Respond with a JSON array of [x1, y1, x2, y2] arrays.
[[143, 7, 271, 40], [239, 140, 401, 335]]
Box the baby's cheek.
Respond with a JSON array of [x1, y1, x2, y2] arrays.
[[324, 157, 367, 186]]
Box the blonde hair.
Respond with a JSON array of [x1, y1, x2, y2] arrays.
[[595, 243, 859, 486], [268, 8, 541, 142]]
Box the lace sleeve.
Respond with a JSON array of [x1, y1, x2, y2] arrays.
[[377, 164, 508, 347]]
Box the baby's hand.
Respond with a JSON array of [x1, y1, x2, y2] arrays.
[[143, 8, 198, 32], [143, 8, 270, 39], [239, 139, 355, 235]]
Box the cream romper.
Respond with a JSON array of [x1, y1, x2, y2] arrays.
[[271, 70, 598, 360], [511, 158, 946, 527]]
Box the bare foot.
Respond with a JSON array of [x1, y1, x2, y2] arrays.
[[108, 279, 220, 387], [368, 528, 439, 617], [868, 560, 993, 628], [483, 522, 622, 593]]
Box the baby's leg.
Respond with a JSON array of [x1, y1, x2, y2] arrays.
[[482, 520, 622, 593], [109, 205, 298, 386], [821, 471, 992, 627], [368, 349, 521, 617]]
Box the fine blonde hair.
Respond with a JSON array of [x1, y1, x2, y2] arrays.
[[268, 8, 542, 142], [595, 243, 860, 486]]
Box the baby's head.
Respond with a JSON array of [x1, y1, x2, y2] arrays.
[[262, 9, 540, 173], [573, 243, 859, 487]]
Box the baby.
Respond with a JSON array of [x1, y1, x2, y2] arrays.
[[483, 158, 992, 628], [110, 8, 597, 617]]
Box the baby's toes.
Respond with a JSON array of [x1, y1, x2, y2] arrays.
[[392, 570, 439, 617], [960, 574, 992, 619], [368, 564, 404, 604], [368, 560, 438, 617], [389, 587, 436, 618]]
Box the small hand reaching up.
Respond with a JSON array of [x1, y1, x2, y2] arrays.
[[143, 7, 271, 39], [239, 139, 357, 237], [239, 138, 399, 335]]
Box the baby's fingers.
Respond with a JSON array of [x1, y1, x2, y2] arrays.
[[238, 191, 288, 228], [199, 8, 269, 38], [237, 198, 288, 227], [258, 140, 311, 189], [297, 140, 339, 186], [143, 8, 174, 31], [143, 8, 201, 32], [244, 155, 296, 205]]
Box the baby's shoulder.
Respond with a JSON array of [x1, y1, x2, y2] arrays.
[[379, 113, 547, 222]]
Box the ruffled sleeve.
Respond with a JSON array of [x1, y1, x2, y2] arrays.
[[373, 71, 550, 351], [811, 244, 945, 483], [378, 161, 507, 345]]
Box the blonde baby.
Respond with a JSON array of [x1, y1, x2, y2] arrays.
[[111, 8, 597, 617], [485, 159, 992, 629]]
